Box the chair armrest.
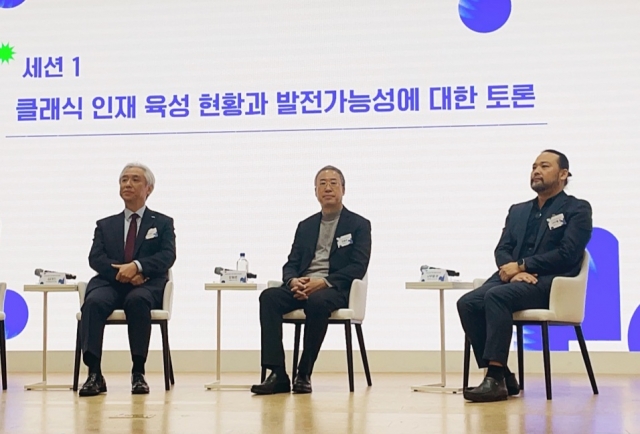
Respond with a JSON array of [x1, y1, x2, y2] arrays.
[[348, 278, 368, 321], [473, 278, 487, 289], [548, 250, 590, 323], [0, 282, 6, 310], [548, 276, 588, 323], [162, 280, 174, 319], [77, 282, 87, 307]]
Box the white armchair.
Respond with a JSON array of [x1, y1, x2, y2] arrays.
[[72, 271, 175, 391], [262, 274, 371, 392], [0, 282, 6, 390], [463, 252, 598, 400]]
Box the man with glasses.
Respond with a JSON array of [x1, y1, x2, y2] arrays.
[[251, 166, 372, 395]]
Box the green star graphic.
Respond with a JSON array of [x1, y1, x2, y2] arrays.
[[0, 43, 16, 64]]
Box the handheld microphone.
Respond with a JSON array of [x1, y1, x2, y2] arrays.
[[34, 268, 77, 280], [214, 266, 257, 279]]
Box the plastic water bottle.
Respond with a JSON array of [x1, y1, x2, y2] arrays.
[[236, 253, 249, 272]]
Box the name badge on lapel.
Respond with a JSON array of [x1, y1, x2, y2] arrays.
[[145, 227, 158, 239], [336, 233, 353, 248], [547, 213, 566, 230]]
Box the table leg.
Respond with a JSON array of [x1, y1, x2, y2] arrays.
[[43, 291, 48, 383], [25, 292, 72, 390], [205, 290, 250, 390], [439, 288, 446, 387], [217, 290, 221, 382], [411, 288, 462, 394]]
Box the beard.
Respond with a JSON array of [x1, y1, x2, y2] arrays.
[[531, 178, 560, 193]]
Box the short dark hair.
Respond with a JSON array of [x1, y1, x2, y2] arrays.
[[315, 165, 345, 187], [542, 149, 572, 185]]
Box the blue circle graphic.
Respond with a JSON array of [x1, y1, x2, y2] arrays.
[[459, 0, 512, 33], [0, 0, 26, 8], [4, 289, 29, 339]]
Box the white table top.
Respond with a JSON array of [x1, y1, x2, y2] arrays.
[[405, 281, 475, 290], [204, 283, 262, 291], [24, 284, 79, 292]]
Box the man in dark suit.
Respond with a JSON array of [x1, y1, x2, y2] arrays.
[[79, 163, 176, 397], [251, 165, 372, 395], [457, 150, 592, 402]]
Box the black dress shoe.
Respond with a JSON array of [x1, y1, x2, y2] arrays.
[[251, 372, 291, 395], [131, 373, 150, 395], [463, 377, 508, 402], [506, 373, 520, 396], [292, 374, 312, 394], [79, 373, 107, 397]]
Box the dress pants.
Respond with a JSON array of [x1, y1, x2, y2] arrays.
[[81, 283, 163, 365], [456, 274, 550, 367], [259, 285, 348, 376]]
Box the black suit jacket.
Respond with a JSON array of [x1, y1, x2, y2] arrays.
[[86, 208, 177, 295], [493, 190, 592, 288], [282, 207, 372, 295]]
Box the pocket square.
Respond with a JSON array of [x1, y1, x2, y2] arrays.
[[145, 228, 158, 239]]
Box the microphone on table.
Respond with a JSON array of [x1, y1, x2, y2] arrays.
[[34, 268, 77, 280], [420, 266, 460, 277], [214, 266, 257, 279]]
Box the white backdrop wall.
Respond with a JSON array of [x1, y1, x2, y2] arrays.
[[0, 0, 638, 352]]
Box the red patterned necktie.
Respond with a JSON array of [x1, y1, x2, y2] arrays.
[[124, 213, 139, 263]]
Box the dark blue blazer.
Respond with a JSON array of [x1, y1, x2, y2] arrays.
[[86, 208, 176, 295], [493, 191, 592, 288], [282, 207, 372, 295]]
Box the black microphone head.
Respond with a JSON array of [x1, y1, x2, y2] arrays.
[[67, 274, 77, 280], [214, 267, 224, 276], [34, 268, 43, 277]]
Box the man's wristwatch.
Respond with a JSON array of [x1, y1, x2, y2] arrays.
[[517, 258, 526, 271]]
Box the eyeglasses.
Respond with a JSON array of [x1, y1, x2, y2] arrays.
[[317, 180, 341, 188]]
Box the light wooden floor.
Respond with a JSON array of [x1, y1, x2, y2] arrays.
[[0, 372, 638, 434]]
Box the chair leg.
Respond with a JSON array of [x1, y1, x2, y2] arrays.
[[575, 325, 598, 395], [160, 321, 171, 391], [462, 336, 470, 390], [345, 322, 354, 392], [354, 324, 372, 387], [0, 321, 7, 391], [541, 323, 552, 400], [169, 354, 175, 385], [73, 321, 82, 392], [292, 323, 302, 378], [517, 324, 524, 390]]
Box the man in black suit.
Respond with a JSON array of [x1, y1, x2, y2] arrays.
[[251, 166, 372, 395], [457, 150, 592, 402], [79, 163, 176, 396]]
